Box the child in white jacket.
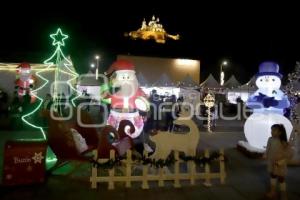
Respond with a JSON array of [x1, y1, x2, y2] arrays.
[[266, 124, 293, 200]]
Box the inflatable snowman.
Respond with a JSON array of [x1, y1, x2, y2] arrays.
[[101, 60, 149, 138], [244, 62, 293, 150]]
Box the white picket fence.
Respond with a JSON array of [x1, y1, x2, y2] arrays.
[[90, 149, 226, 189]]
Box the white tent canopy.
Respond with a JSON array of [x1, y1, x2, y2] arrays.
[[142, 73, 179, 97], [226, 76, 257, 104], [180, 74, 199, 88], [137, 72, 148, 87], [153, 73, 176, 87], [240, 76, 257, 91], [224, 75, 241, 89], [200, 74, 221, 89]]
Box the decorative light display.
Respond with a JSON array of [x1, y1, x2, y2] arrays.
[[285, 62, 300, 155], [22, 28, 79, 139], [204, 93, 215, 133], [285, 62, 300, 121], [244, 62, 293, 150], [0, 65, 55, 71], [44, 28, 79, 110], [126, 15, 179, 44], [220, 71, 225, 86]]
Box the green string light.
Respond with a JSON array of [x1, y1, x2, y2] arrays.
[[21, 28, 80, 140]]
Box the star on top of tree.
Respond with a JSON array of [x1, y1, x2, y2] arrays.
[[50, 28, 69, 47], [32, 152, 44, 164]]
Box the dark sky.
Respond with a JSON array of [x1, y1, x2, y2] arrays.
[[1, 2, 299, 84]]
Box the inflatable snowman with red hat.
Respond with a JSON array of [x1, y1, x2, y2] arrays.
[[15, 62, 35, 98], [102, 59, 149, 138]]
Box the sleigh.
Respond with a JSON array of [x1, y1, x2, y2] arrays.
[[42, 109, 99, 173]]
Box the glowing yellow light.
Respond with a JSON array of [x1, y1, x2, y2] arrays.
[[175, 59, 198, 66], [126, 16, 179, 44], [0, 67, 55, 71]]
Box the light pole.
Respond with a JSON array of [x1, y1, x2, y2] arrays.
[[220, 61, 228, 86], [95, 55, 100, 80], [90, 63, 95, 69]]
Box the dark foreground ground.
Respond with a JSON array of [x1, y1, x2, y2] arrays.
[[0, 120, 300, 200]]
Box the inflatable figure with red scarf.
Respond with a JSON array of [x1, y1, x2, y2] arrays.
[[101, 60, 149, 138]]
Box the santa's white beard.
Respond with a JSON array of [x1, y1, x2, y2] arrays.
[[115, 81, 138, 98], [20, 75, 31, 82]]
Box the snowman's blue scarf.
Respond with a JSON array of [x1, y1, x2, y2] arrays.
[[247, 92, 289, 110]]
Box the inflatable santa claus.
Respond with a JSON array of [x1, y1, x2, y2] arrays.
[[101, 60, 149, 138], [15, 62, 35, 99]]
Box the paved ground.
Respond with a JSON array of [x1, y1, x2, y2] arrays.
[[1, 119, 300, 200]]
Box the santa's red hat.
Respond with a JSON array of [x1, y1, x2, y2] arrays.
[[105, 59, 135, 75], [17, 62, 31, 70]]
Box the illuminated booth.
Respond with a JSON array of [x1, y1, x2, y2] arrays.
[[76, 70, 102, 101], [142, 73, 180, 97], [0, 60, 77, 102], [226, 76, 256, 104]]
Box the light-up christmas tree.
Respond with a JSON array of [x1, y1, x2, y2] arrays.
[[286, 62, 300, 121], [44, 28, 79, 115], [22, 28, 79, 138], [285, 62, 300, 164]]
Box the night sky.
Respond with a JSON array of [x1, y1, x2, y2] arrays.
[[1, 2, 299, 84]]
